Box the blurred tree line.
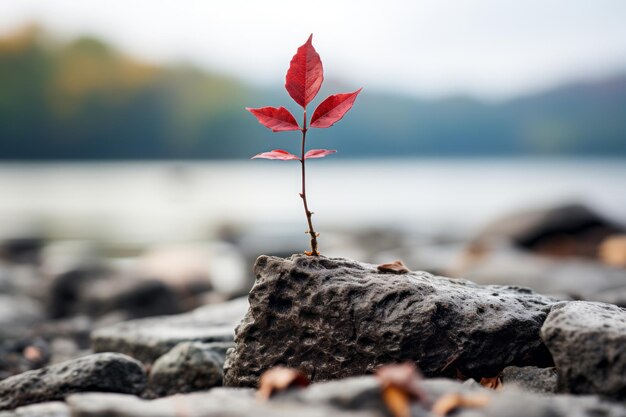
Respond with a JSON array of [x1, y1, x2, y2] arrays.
[[1, 25, 625, 160]]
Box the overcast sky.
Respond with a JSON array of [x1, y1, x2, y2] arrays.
[[1, 0, 626, 99]]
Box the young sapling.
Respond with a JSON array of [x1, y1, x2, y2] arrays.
[[247, 34, 361, 256]]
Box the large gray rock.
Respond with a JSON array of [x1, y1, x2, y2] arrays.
[[92, 297, 247, 363], [0, 353, 146, 411], [147, 341, 233, 397], [224, 255, 555, 387], [541, 301, 626, 398]]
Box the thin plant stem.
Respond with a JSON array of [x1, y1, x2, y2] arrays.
[[299, 109, 319, 256]]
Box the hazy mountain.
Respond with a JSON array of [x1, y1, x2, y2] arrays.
[[1, 25, 625, 160]]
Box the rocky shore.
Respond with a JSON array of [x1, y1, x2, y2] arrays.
[[0, 204, 625, 416]]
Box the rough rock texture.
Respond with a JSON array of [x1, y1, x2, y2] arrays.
[[0, 353, 146, 411], [224, 255, 556, 387], [91, 297, 247, 363], [501, 366, 557, 394], [541, 301, 626, 398], [147, 341, 233, 397]]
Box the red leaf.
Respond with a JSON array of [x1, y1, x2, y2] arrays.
[[285, 34, 324, 108], [310, 88, 362, 128], [251, 150, 300, 160], [246, 106, 300, 132], [305, 149, 336, 159]]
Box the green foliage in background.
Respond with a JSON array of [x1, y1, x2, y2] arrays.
[[1, 25, 625, 159]]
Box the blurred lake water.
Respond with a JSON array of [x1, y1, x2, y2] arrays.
[[0, 158, 624, 244]]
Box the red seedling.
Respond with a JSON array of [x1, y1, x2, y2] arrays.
[[247, 34, 362, 256]]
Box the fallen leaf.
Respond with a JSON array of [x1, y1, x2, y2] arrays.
[[599, 234, 626, 268], [377, 260, 410, 274], [257, 366, 310, 400], [479, 376, 502, 390], [381, 385, 411, 417], [376, 363, 426, 417], [251, 149, 300, 161], [431, 392, 490, 416]]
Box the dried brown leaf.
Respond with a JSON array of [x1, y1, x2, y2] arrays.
[[376, 363, 426, 417], [479, 376, 502, 390], [381, 385, 411, 417], [377, 260, 410, 274], [431, 392, 490, 416], [599, 234, 626, 267], [257, 366, 310, 400]]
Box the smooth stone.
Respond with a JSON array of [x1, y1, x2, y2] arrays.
[[91, 297, 247, 363], [0, 353, 146, 410], [0, 295, 43, 339], [224, 255, 555, 387], [66, 389, 379, 417], [62, 377, 626, 417], [0, 402, 70, 417], [47, 267, 183, 320], [501, 366, 557, 394], [541, 301, 626, 398], [147, 341, 234, 397]]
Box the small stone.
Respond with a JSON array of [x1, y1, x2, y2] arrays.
[[541, 301, 626, 398], [0, 353, 146, 410], [501, 366, 557, 394], [0, 295, 43, 340], [147, 341, 234, 397]]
